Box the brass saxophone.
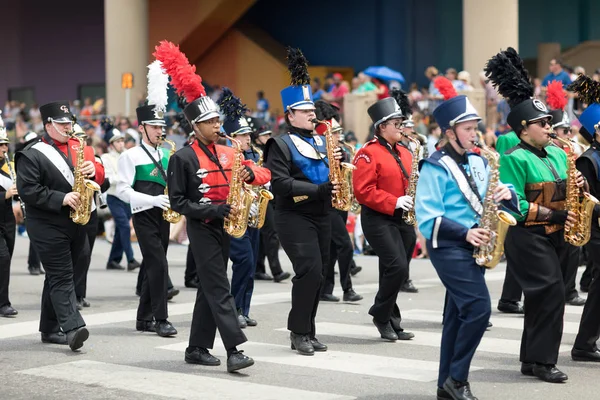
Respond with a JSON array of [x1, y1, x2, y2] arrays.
[[401, 133, 421, 225], [473, 141, 516, 268], [70, 134, 101, 225], [161, 138, 182, 224], [223, 134, 254, 238], [550, 133, 599, 246], [3, 151, 26, 221], [339, 140, 361, 214], [247, 144, 273, 229], [313, 118, 356, 211]]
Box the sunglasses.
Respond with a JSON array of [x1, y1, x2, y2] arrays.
[[527, 119, 550, 128]]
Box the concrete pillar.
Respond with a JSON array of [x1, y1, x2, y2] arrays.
[[105, 0, 148, 118], [537, 43, 561, 82], [463, 0, 519, 89]]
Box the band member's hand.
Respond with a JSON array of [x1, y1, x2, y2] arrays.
[[5, 185, 18, 199], [333, 147, 343, 160], [317, 182, 334, 200], [152, 194, 171, 210], [466, 228, 490, 246], [239, 167, 251, 182], [331, 181, 341, 195], [250, 203, 259, 218], [80, 161, 96, 178], [493, 184, 512, 202], [216, 204, 232, 218], [565, 211, 577, 230], [395, 195, 414, 211], [63, 192, 81, 210], [575, 171, 585, 188]]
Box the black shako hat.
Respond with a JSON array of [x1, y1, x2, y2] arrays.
[[40, 101, 72, 123], [367, 97, 405, 128]]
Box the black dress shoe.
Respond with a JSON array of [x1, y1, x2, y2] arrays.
[[373, 318, 398, 341], [227, 350, 254, 372], [167, 288, 180, 300], [66, 327, 89, 351], [290, 332, 315, 355], [497, 300, 524, 314], [350, 266, 362, 276], [106, 261, 125, 270], [41, 331, 67, 345], [76, 300, 83, 311], [442, 377, 478, 400], [567, 296, 586, 306], [254, 272, 273, 281], [136, 320, 156, 332], [395, 329, 415, 340], [28, 266, 41, 276], [273, 271, 291, 282], [400, 280, 419, 293], [127, 259, 141, 271], [185, 347, 221, 366], [155, 320, 177, 337], [310, 337, 328, 352], [571, 348, 600, 362], [0, 305, 18, 317], [532, 364, 568, 383], [185, 278, 199, 289], [320, 293, 340, 302], [77, 298, 90, 308], [237, 314, 247, 329], [521, 362, 534, 376], [486, 321, 493, 330], [244, 316, 257, 326], [436, 387, 453, 400], [343, 289, 363, 302]]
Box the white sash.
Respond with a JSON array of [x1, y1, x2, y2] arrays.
[[289, 135, 327, 160], [32, 141, 75, 186], [439, 155, 483, 216], [0, 170, 12, 191]]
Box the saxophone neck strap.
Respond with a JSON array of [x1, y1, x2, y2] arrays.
[[193, 140, 229, 184], [140, 142, 167, 182], [376, 136, 409, 180], [43, 133, 74, 172]]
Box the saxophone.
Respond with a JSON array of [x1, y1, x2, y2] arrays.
[[401, 133, 421, 225], [313, 118, 356, 211], [473, 141, 517, 268], [161, 138, 182, 224], [3, 151, 26, 221], [223, 134, 254, 238], [70, 134, 101, 225], [247, 144, 273, 229], [550, 133, 599, 246], [339, 140, 361, 214]]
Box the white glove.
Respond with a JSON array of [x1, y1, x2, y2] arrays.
[[153, 194, 171, 210], [250, 203, 259, 218], [395, 195, 413, 211]]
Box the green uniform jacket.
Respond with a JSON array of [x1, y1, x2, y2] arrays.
[[496, 131, 519, 156]]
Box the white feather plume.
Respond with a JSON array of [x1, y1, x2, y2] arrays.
[[147, 60, 169, 114]]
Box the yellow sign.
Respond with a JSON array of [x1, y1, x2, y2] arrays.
[[121, 73, 134, 89]]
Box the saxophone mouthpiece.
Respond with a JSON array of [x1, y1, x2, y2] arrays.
[[311, 118, 319, 124]]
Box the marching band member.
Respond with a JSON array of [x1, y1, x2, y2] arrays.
[[415, 76, 516, 399], [0, 118, 17, 317], [116, 61, 177, 338], [353, 95, 416, 342], [156, 40, 269, 372], [488, 47, 581, 383], [264, 47, 341, 355], [16, 101, 105, 351], [569, 74, 600, 362]]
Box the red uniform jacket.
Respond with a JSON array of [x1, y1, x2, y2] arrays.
[[43, 137, 105, 185], [352, 137, 412, 216]]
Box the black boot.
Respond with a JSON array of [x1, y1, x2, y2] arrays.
[[290, 332, 314, 355]]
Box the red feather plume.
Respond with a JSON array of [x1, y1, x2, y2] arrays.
[[433, 76, 457, 100], [546, 80, 567, 111], [153, 40, 205, 103]]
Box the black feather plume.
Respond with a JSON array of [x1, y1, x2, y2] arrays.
[[286, 47, 310, 86], [568, 74, 600, 104], [217, 87, 247, 122], [484, 47, 533, 108], [314, 100, 339, 121], [389, 89, 411, 116]]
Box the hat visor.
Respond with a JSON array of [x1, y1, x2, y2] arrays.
[[257, 130, 272, 136], [194, 111, 221, 124], [141, 119, 167, 126], [528, 113, 552, 123], [0, 139, 9, 144], [453, 115, 482, 126], [289, 102, 316, 111], [230, 127, 253, 136], [50, 117, 72, 123]]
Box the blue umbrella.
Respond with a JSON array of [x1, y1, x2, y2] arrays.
[[363, 66, 405, 83]]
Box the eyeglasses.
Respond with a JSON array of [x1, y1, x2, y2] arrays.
[[384, 121, 404, 130], [201, 118, 221, 126], [527, 119, 550, 128]]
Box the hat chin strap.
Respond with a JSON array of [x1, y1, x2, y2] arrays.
[[451, 126, 467, 150], [142, 125, 159, 149], [51, 120, 72, 138]]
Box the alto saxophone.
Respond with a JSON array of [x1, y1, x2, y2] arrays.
[[70, 134, 101, 225], [3, 151, 26, 221], [313, 118, 356, 211], [401, 133, 421, 225], [247, 144, 273, 229], [161, 138, 182, 224], [223, 134, 254, 238], [473, 141, 516, 268], [339, 140, 361, 214], [550, 133, 599, 246]]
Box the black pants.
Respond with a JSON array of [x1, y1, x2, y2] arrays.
[[500, 263, 522, 303], [574, 232, 600, 351], [562, 244, 580, 301], [361, 207, 415, 326], [0, 218, 16, 307], [188, 218, 246, 350], [137, 259, 174, 293], [323, 209, 353, 294], [28, 241, 40, 269], [185, 246, 197, 284], [133, 209, 170, 321], [74, 210, 97, 299], [28, 217, 86, 333], [505, 225, 566, 364], [256, 202, 283, 276], [277, 209, 331, 336], [580, 257, 595, 289]]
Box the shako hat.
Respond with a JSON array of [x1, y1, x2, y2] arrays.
[[431, 76, 481, 132], [281, 47, 315, 112]]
